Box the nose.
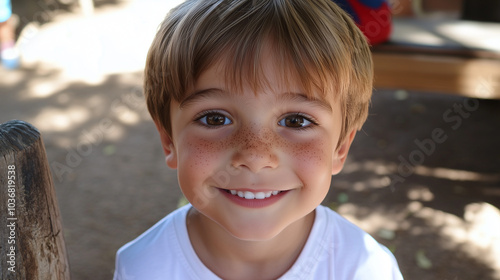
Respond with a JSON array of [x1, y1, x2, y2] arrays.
[[231, 127, 279, 173]]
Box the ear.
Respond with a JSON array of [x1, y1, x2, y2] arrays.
[[154, 121, 178, 169], [331, 129, 356, 175]]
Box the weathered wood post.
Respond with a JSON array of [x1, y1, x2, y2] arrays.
[[0, 120, 70, 280]]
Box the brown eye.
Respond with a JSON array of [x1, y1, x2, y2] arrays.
[[198, 112, 231, 126], [285, 116, 305, 127], [279, 114, 313, 128]]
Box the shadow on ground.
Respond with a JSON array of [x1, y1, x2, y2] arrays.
[[1, 63, 181, 279], [328, 91, 500, 280], [11, 0, 125, 33]]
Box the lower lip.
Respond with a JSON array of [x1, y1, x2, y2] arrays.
[[219, 189, 288, 208]]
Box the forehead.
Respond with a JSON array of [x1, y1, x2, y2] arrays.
[[186, 44, 336, 107], [179, 61, 334, 116]]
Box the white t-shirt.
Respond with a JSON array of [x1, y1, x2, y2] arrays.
[[114, 205, 403, 280]]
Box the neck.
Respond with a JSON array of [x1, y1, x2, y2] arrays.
[[187, 208, 315, 280]]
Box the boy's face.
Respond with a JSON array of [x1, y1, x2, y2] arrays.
[[159, 46, 355, 241]]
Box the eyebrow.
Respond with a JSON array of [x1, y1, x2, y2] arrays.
[[179, 88, 332, 112], [179, 88, 226, 109], [277, 92, 333, 112]]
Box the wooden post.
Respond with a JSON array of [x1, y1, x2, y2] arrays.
[[0, 120, 70, 280]]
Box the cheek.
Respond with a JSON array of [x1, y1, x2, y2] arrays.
[[176, 135, 228, 207], [291, 138, 330, 170], [286, 137, 333, 187], [178, 134, 226, 171]]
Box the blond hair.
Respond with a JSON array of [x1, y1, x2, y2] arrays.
[[145, 0, 373, 148]]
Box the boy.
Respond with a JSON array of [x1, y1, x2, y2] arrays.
[[114, 0, 403, 279]]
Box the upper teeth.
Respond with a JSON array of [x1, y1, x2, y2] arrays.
[[229, 190, 281, 199]]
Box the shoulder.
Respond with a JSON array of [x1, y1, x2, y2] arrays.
[[117, 205, 189, 260], [114, 205, 192, 279], [313, 206, 403, 279]]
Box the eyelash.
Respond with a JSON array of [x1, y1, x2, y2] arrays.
[[278, 113, 318, 130], [194, 111, 318, 130], [194, 110, 232, 128]]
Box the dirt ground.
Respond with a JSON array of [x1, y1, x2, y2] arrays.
[[1, 1, 499, 279]]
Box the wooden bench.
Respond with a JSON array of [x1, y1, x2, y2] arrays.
[[372, 18, 500, 99]]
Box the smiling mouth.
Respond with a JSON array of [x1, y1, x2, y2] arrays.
[[222, 189, 286, 200]]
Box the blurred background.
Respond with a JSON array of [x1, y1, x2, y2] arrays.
[[0, 0, 499, 279]]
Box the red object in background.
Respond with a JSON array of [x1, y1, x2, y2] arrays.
[[335, 0, 392, 45]]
